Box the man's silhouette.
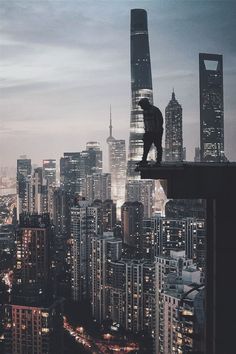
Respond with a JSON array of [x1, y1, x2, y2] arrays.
[[138, 98, 163, 166]]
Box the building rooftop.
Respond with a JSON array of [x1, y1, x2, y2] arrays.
[[136, 161, 236, 198]]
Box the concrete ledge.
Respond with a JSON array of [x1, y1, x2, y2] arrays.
[[136, 161, 236, 199]]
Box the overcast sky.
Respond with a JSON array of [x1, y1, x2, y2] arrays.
[[1, 0, 236, 172]]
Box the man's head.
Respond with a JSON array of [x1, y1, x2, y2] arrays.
[[138, 98, 151, 110]]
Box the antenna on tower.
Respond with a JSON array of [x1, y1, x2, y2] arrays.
[[109, 104, 113, 138], [107, 105, 114, 143]]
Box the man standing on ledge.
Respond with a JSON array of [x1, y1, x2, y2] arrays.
[[138, 97, 163, 166]]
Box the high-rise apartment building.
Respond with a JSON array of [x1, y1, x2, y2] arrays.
[[108, 258, 155, 338], [12, 214, 53, 305], [4, 301, 64, 354], [121, 201, 144, 252], [165, 91, 183, 162], [199, 53, 225, 162], [185, 218, 206, 272], [70, 200, 99, 302], [174, 286, 205, 353], [16, 157, 31, 219], [86, 172, 111, 202], [155, 251, 194, 354], [156, 218, 186, 256], [53, 188, 71, 295], [4, 214, 64, 354], [159, 268, 201, 354], [91, 232, 122, 323]]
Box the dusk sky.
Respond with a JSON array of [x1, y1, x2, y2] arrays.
[[1, 0, 236, 172]]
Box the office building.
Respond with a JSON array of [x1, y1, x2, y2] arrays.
[[43, 159, 56, 217], [16, 157, 31, 219], [86, 141, 103, 174], [60, 153, 81, 198], [30, 168, 48, 215], [199, 53, 225, 162]]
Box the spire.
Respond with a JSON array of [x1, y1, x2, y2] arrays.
[[107, 105, 115, 143], [172, 88, 175, 100], [109, 104, 112, 138]]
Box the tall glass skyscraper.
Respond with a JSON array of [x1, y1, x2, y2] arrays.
[[199, 53, 225, 162], [126, 9, 155, 217], [127, 8, 153, 180]]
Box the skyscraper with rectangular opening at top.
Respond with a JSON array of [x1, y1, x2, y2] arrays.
[[199, 53, 225, 162]]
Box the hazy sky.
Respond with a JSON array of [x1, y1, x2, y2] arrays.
[[1, 0, 236, 171]]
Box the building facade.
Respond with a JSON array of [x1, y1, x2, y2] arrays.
[[199, 53, 225, 162], [165, 91, 183, 162]]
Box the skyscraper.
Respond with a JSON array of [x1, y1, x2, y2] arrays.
[[165, 90, 183, 162], [30, 167, 48, 214], [60, 152, 81, 198], [42, 159, 56, 188], [4, 214, 64, 354], [199, 53, 225, 162], [107, 108, 126, 212], [43, 159, 56, 216], [86, 172, 111, 202], [70, 200, 99, 302], [121, 201, 144, 252], [91, 232, 122, 323], [86, 141, 103, 174], [16, 157, 31, 219], [127, 8, 153, 179], [126, 9, 156, 212]]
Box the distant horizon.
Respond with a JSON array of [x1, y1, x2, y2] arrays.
[[1, 0, 236, 171]]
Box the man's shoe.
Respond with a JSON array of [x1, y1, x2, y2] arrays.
[[137, 160, 148, 167], [154, 161, 161, 167]]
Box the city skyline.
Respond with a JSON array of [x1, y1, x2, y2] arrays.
[[1, 1, 236, 170]]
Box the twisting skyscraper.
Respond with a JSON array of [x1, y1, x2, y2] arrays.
[[165, 90, 183, 161], [126, 9, 155, 217], [199, 53, 225, 162], [127, 9, 153, 180]]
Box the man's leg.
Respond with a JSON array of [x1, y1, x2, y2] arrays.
[[142, 133, 153, 162], [154, 130, 163, 163]]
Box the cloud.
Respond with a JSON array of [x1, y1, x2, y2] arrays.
[[0, 0, 235, 167]]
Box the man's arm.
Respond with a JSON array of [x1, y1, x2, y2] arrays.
[[154, 107, 163, 130]]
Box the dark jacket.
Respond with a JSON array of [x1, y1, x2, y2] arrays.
[[143, 105, 163, 133]]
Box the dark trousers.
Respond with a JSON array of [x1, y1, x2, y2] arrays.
[[142, 130, 163, 162]]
